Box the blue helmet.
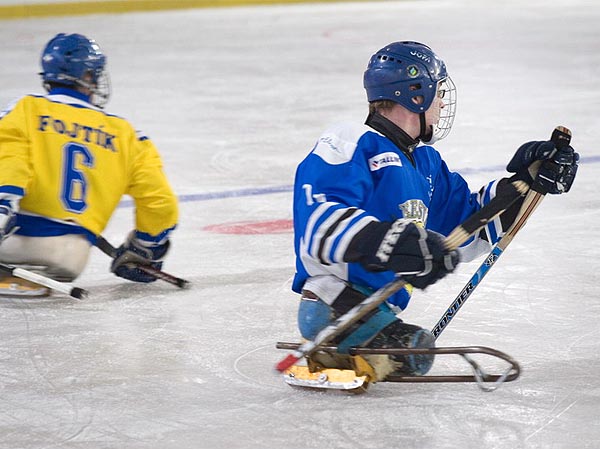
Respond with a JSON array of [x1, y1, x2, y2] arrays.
[[364, 41, 449, 113], [364, 41, 456, 142], [40, 33, 110, 107]]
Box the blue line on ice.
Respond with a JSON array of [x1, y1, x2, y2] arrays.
[[117, 156, 600, 208]]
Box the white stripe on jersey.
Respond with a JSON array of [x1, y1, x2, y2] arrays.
[[333, 215, 377, 263], [320, 209, 373, 265], [47, 94, 100, 110], [306, 203, 377, 265], [309, 206, 350, 263], [478, 179, 502, 242], [302, 202, 336, 255]]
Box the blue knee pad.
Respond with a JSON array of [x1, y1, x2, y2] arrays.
[[297, 298, 333, 340]]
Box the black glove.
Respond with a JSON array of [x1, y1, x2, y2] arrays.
[[533, 147, 579, 194], [507, 140, 555, 183], [111, 231, 170, 283], [507, 140, 579, 193], [344, 219, 460, 289]]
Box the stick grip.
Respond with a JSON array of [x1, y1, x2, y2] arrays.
[[551, 125, 572, 150]]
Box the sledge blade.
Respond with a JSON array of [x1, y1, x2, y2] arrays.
[[283, 365, 369, 392]]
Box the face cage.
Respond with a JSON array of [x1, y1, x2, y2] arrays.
[[424, 76, 457, 144], [46, 70, 111, 108], [87, 71, 111, 108]]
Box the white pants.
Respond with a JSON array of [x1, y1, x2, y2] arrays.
[[0, 234, 92, 281]]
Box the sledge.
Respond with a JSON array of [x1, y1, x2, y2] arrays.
[[276, 342, 521, 393]]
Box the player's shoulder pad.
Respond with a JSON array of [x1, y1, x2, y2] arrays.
[[312, 121, 371, 165]]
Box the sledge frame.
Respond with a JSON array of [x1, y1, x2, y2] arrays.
[[276, 342, 521, 391]]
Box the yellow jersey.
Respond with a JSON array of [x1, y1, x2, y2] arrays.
[[0, 89, 178, 243]]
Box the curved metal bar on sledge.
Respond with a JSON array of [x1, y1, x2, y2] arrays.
[[275, 342, 521, 384]]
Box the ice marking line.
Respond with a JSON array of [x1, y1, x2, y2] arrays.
[[117, 156, 600, 208], [202, 219, 292, 234], [117, 184, 293, 208], [233, 344, 282, 388], [525, 398, 578, 443]]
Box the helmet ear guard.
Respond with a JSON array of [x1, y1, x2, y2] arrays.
[[40, 33, 111, 107], [363, 41, 456, 143]]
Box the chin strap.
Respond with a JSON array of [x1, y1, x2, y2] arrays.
[[418, 113, 433, 143]]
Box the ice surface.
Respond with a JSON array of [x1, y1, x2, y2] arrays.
[[1, 0, 599, 447]]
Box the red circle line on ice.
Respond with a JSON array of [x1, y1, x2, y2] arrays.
[[202, 219, 293, 235]]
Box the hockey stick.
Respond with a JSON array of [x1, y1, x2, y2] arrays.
[[431, 126, 572, 339], [95, 236, 190, 289], [275, 169, 531, 373], [0, 263, 88, 299]]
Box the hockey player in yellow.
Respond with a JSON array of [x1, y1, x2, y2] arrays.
[[0, 33, 178, 296]]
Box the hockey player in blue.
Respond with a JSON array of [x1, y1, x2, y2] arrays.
[[292, 41, 579, 381]]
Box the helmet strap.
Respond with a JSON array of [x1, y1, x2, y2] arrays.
[[418, 113, 433, 143]]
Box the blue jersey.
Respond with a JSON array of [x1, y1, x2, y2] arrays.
[[292, 121, 502, 309]]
